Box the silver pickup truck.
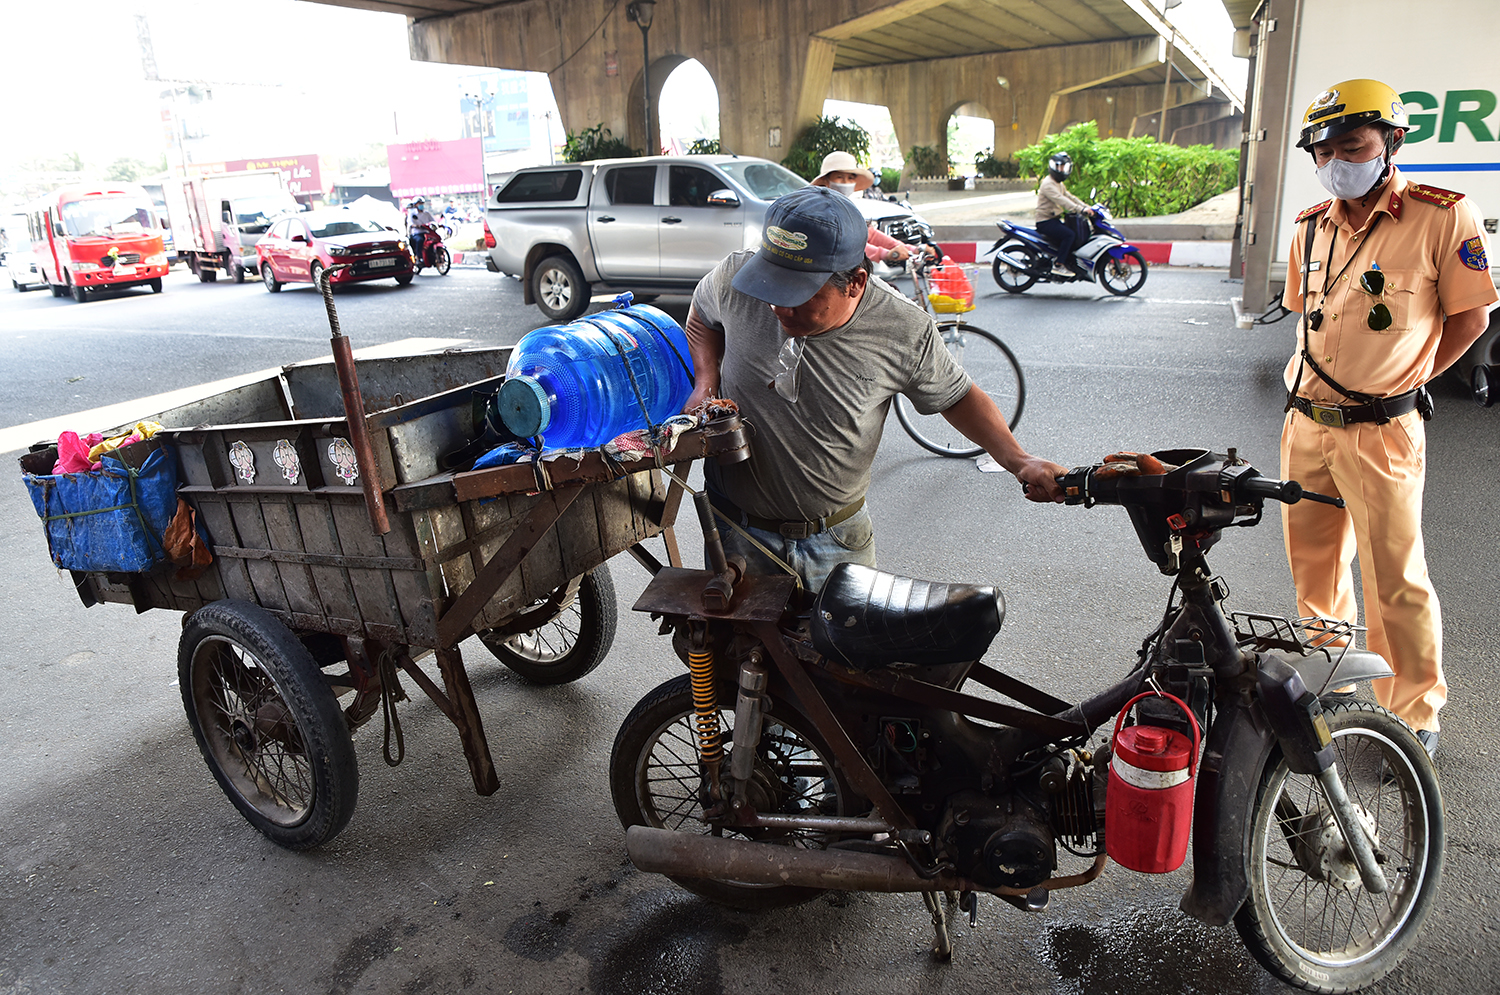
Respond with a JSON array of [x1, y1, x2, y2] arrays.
[[486, 154, 933, 322]]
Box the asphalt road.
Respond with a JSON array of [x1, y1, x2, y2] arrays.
[[1, 263, 1495, 995]]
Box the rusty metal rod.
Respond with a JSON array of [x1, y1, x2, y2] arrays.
[[320, 263, 391, 535], [626, 825, 1108, 896]]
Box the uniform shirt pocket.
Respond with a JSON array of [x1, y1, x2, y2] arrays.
[[1366, 268, 1418, 334]]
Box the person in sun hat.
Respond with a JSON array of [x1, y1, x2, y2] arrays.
[[811, 150, 935, 266], [681, 184, 1065, 592], [1280, 78, 1497, 759]]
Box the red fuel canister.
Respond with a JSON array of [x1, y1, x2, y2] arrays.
[[1104, 691, 1201, 873]]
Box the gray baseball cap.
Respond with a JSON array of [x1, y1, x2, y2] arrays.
[[732, 186, 868, 307]]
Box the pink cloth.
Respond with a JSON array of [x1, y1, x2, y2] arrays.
[[54, 432, 104, 474], [864, 224, 901, 262]]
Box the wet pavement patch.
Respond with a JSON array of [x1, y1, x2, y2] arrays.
[[583, 890, 749, 995], [505, 905, 575, 962], [1040, 905, 1259, 994]]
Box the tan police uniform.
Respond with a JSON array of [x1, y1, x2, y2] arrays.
[[1281, 165, 1497, 732]]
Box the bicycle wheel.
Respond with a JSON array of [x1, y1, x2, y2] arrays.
[[895, 322, 1025, 457]]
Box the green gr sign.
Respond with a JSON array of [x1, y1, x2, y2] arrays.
[[1401, 89, 1497, 143]]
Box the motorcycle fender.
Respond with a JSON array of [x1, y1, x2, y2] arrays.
[[1107, 243, 1140, 260], [985, 238, 1006, 256], [1178, 696, 1277, 926]]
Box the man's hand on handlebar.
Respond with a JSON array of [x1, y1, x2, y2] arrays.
[[1017, 458, 1068, 503]]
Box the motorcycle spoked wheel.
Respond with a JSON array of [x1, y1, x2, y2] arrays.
[[1235, 702, 1443, 993], [610, 673, 861, 911]]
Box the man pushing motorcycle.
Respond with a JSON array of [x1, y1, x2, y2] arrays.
[[682, 185, 1065, 593]]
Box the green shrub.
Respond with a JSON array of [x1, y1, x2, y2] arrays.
[[973, 150, 1022, 179], [687, 138, 721, 155], [905, 145, 945, 178], [878, 167, 903, 192], [1014, 121, 1239, 217], [562, 124, 640, 162], [781, 116, 871, 180]]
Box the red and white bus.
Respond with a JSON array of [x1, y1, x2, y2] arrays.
[[29, 184, 169, 301]]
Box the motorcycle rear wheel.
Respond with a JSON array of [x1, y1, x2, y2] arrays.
[[610, 673, 859, 910], [1236, 702, 1443, 993], [992, 241, 1041, 293]]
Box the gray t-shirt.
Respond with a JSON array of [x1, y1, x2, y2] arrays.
[[693, 250, 971, 521]]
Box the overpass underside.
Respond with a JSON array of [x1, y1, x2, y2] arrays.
[[309, 0, 1242, 170]]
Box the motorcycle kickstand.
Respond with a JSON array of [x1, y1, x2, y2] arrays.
[[921, 891, 956, 961]]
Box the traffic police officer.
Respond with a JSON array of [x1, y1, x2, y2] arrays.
[[1281, 78, 1497, 756]]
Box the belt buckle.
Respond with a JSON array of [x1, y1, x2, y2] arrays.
[[779, 521, 812, 539], [1309, 402, 1346, 428]]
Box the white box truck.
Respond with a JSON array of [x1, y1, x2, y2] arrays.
[[1236, 0, 1499, 399], [163, 169, 300, 284]]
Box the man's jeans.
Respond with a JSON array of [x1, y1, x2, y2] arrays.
[[712, 504, 876, 595]]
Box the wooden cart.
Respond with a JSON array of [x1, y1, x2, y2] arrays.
[[26, 345, 745, 849]]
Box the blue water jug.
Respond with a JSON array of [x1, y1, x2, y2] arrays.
[[497, 302, 695, 449]]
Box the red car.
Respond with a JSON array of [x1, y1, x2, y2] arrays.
[[257, 209, 414, 292]]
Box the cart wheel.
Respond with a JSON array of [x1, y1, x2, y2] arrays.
[[478, 565, 617, 685], [178, 600, 358, 849]]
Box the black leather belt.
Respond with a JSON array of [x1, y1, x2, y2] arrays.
[[710, 494, 865, 539], [1290, 389, 1420, 427]]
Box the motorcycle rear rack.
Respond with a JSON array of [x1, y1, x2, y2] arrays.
[[1230, 612, 1364, 664]]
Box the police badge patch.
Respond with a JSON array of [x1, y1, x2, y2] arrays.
[[1460, 236, 1488, 271]]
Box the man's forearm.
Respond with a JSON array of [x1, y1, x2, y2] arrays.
[[684, 306, 726, 398]]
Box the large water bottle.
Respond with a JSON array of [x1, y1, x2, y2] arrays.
[[496, 301, 696, 449]]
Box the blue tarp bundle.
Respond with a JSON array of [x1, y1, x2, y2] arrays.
[[23, 446, 178, 573]]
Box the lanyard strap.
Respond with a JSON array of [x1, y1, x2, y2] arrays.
[[1286, 212, 1385, 409]]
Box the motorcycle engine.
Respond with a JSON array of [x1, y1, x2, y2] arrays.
[[937, 791, 1055, 890]]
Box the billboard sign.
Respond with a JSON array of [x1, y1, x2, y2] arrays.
[[460, 71, 532, 155], [387, 139, 486, 198], [184, 153, 325, 197]]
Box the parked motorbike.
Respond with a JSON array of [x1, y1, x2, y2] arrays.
[[412, 222, 453, 276], [612, 448, 1442, 992], [987, 204, 1148, 296]]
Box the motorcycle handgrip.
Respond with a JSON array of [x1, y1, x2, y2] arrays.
[[1237, 474, 1346, 508]]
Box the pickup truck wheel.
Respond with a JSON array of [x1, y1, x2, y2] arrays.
[[533, 255, 589, 322], [231, 262, 246, 284]]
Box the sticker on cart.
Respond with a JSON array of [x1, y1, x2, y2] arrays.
[[328, 437, 359, 485], [228, 440, 256, 483], [273, 439, 301, 485]]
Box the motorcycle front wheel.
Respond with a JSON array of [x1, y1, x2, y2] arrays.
[[610, 673, 859, 911], [1095, 249, 1148, 296], [433, 246, 452, 276], [894, 322, 1025, 456], [1236, 702, 1443, 993]]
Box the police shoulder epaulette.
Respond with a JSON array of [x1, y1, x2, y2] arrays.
[[1407, 183, 1466, 209], [1295, 199, 1332, 223]]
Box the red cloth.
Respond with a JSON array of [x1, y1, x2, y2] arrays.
[[54, 432, 103, 473]]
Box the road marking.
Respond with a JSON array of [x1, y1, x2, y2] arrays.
[[2, 337, 471, 455]]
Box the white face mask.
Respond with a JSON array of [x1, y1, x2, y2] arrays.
[[828, 181, 857, 198], [1315, 154, 1387, 200]]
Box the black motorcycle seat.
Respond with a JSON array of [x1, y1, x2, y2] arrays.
[[810, 563, 1004, 671]]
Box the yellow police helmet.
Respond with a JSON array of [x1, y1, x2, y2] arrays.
[[1297, 79, 1409, 149]]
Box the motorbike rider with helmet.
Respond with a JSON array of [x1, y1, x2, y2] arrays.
[[1035, 152, 1096, 276], [406, 197, 436, 262], [1280, 78, 1497, 758]]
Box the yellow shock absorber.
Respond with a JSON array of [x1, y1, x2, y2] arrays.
[[689, 644, 723, 767]]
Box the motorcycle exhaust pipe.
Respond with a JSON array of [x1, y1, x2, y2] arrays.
[[995, 250, 1041, 274], [626, 825, 961, 892]]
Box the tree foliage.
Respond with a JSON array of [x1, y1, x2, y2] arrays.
[[1014, 121, 1239, 217], [781, 116, 870, 180], [878, 167, 902, 193], [687, 138, 722, 155], [973, 150, 1022, 178], [562, 124, 640, 162]]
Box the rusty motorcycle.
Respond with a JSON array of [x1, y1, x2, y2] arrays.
[[611, 448, 1443, 993]]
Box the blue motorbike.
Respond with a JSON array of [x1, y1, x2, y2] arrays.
[[986, 204, 1148, 296]]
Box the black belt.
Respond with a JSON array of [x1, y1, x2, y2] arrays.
[[1290, 388, 1420, 427], [710, 494, 865, 539]]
